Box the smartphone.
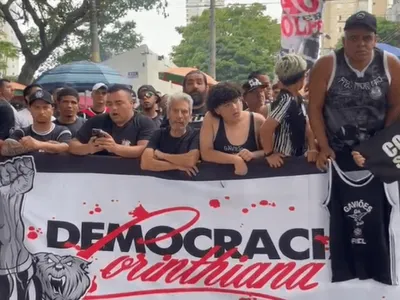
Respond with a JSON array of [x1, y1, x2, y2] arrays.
[[92, 128, 107, 138]]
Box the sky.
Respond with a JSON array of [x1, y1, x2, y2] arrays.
[[128, 0, 282, 58]]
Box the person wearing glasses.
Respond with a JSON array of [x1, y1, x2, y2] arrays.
[[79, 83, 109, 119], [137, 85, 163, 128], [200, 82, 265, 176]]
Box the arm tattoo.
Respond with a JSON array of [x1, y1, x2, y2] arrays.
[[1, 140, 29, 157]]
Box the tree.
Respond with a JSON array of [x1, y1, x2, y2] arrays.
[[336, 17, 400, 49], [376, 17, 400, 47], [0, 0, 167, 84], [0, 30, 18, 76], [171, 3, 281, 82]]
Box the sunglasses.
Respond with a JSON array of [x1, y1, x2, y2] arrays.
[[140, 91, 155, 100]]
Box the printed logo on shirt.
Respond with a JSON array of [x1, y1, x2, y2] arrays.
[[382, 134, 400, 169], [121, 139, 131, 146], [224, 145, 243, 153], [343, 199, 373, 245], [191, 115, 204, 123], [370, 86, 382, 100], [337, 76, 384, 91]]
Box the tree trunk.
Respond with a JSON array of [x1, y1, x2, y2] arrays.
[[17, 58, 42, 85]]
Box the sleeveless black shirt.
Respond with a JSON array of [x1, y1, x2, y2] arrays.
[[324, 48, 390, 152], [323, 159, 398, 285], [213, 112, 258, 154]]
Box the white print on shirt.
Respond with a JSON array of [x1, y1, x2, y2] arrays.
[[344, 199, 373, 245], [337, 76, 384, 91], [382, 134, 400, 169]]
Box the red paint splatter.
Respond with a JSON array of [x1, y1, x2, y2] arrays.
[[251, 204, 256, 208], [209, 199, 221, 209], [242, 208, 249, 214], [89, 211, 94, 215], [88, 275, 98, 293], [83, 202, 86, 205], [94, 207, 102, 213], [224, 196, 230, 200], [239, 255, 248, 263], [63, 242, 81, 251], [27, 231, 38, 240], [95, 204, 99, 207], [271, 202, 276, 207], [137, 238, 144, 244], [259, 200, 269, 206], [289, 206, 295, 211], [314, 235, 330, 245], [163, 255, 172, 261], [28, 226, 34, 231], [36, 229, 40, 233], [132, 204, 149, 218]]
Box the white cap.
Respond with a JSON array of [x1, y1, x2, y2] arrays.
[[92, 83, 108, 91]]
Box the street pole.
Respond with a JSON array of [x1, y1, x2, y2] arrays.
[[90, 0, 101, 63], [209, 0, 216, 78]]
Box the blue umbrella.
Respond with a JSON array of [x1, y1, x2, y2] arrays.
[[377, 43, 400, 58], [34, 60, 131, 92]]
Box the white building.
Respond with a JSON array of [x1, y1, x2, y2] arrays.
[[186, 0, 225, 24], [387, 0, 400, 22], [0, 20, 20, 77], [103, 44, 183, 95]]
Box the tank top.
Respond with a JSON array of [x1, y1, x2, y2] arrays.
[[324, 48, 391, 153], [213, 112, 258, 154], [323, 159, 399, 285]]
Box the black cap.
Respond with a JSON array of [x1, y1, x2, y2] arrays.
[[242, 78, 267, 94], [344, 11, 377, 33], [29, 89, 53, 105], [137, 85, 157, 96], [137, 85, 160, 102], [23, 84, 42, 98]]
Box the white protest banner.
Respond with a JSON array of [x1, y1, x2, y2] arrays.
[[280, 0, 324, 68], [1, 154, 400, 300]]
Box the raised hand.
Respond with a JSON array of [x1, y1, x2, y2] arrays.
[[0, 156, 35, 196]]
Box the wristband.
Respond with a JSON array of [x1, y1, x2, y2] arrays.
[[264, 151, 274, 157]]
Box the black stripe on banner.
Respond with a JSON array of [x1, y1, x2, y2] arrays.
[[0, 153, 359, 181]]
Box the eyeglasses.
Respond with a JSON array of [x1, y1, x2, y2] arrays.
[[140, 91, 155, 100]]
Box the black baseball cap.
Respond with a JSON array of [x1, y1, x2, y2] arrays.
[[242, 78, 268, 94], [344, 11, 377, 33], [29, 89, 53, 105], [137, 85, 160, 102]]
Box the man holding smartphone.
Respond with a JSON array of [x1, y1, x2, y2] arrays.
[[69, 84, 156, 158]]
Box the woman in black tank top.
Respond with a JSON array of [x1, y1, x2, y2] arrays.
[[200, 82, 265, 176]]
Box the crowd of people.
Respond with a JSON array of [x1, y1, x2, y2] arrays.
[[0, 11, 399, 177]]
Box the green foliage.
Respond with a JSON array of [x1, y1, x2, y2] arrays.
[[376, 17, 400, 47], [0, 30, 18, 75], [0, 0, 168, 83], [171, 3, 281, 82]]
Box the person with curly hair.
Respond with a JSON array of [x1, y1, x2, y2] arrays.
[[200, 82, 265, 176]]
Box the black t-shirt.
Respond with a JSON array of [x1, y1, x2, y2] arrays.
[[76, 113, 156, 146], [0, 99, 15, 139], [54, 117, 86, 138], [147, 127, 200, 154], [9, 124, 72, 143]]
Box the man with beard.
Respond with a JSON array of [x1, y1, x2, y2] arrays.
[[137, 85, 163, 127], [1, 90, 72, 156], [54, 87, 86, 137], [161, 70, 209, 129], [79, 83, 109, 119]]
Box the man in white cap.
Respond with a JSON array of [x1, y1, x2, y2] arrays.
[[79, 82, 109, 119]]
